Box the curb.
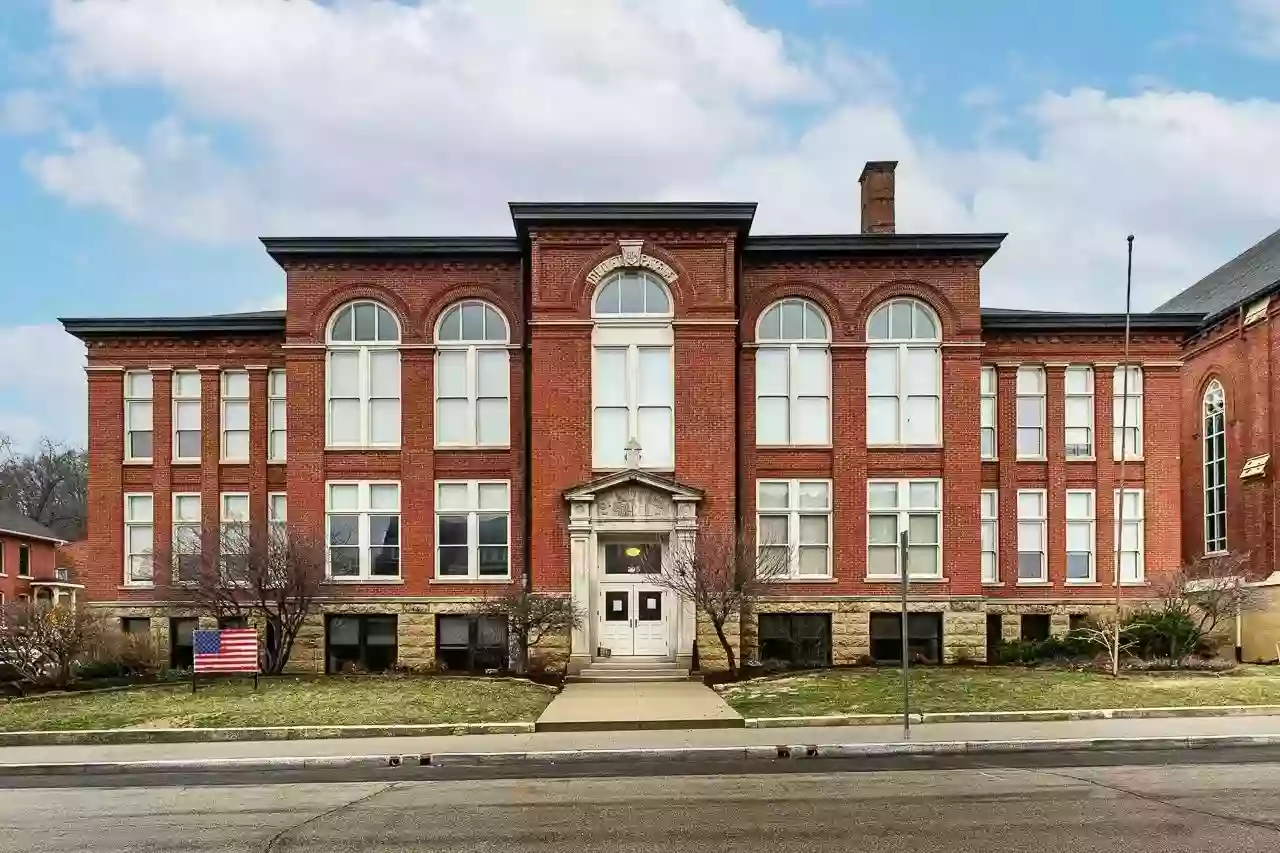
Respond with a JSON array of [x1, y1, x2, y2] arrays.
[[5, 733, 1280, 777], [744, 705, 1280, 729], [0, 722, 535, 747]]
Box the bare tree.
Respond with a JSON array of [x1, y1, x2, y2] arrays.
[[1156, 551, 1262, 639], [165, 520, 327, 674], [648, 529, 791, 677], [478, 579, 584, 675], [0, 435, 88, 540], [0, 600, 108, 688]]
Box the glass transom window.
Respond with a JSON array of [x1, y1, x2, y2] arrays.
[[593, 270, 671, 317]]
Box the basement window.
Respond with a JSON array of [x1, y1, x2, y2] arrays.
[[869, 612, 942, 664], [436, 615, 508, 673], [1020, 614, 1051, 641], [758, 613, 831, 669], [326, 614, 397, 673]]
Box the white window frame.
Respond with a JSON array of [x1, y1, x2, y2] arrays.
[[124, 370, 153, 462], [1064, 365, 1094, 459], [268, 492, 287, 540], [1113, 365, 1143, 460], [325, 481, 402, 581], [1115, 488, 1145, 584], [220, 370, 250, 463], [980, 489, 998, 583], [172, 370, 202, 463], [755, 299, 831, 447], [1203, 380, 1227, 554], [756, 479, 832, 579], [1016, 366, 1046, 459], [591, 337, 674, 470], [866, 478, 943, 580], [124, 493, 154, 586], [434, 479, 512, 580], [1066, 489, 1096, 583], [1016, 489, 1047, 583], [980, 367, 997, 459], [219, 492, 250, 576], [172, 492, 202, 583], [866, 299, 942, 447], [268, 369, 286, 462], [325, 301, 401, 449], [434, 300, 511, 448]]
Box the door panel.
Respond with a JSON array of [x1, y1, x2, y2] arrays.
[[633, 587, 669, 656], [599, 588, 633, 656]]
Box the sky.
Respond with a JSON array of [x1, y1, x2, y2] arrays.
[[2, 0, 1280, 449]]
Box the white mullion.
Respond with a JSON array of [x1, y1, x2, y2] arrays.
[[898, 344, 908, 442], [467, 346, 478, 445], [627, 343, 639, 441], [359, 347, 371, 447], [469, 481, 480, 579], [787, 344, 798, 442], [787, 480, 799, 577]]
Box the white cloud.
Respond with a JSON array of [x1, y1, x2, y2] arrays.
[[0, 89, 62, 135], [0, 324, 86, 449], [1236, 0, 1280, 58]]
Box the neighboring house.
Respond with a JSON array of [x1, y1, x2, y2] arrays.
[[57, 159, 1269, 676], [0, 509, 77, 608]]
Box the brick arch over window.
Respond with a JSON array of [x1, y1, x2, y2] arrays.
[[746, 282, 849, 341], [419, 286, 522, 344], [306, 284, 414, 343], [851, 280, 961, 340], [568, 243, 691, 316]]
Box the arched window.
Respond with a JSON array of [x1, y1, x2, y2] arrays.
[[1203, 380, 1227, 554], [435, 300, 511, 446], [591, 271, 674, 469], [326, 301, 401, 447], [866, 298, 941, 445], [755, 298, 831, 445]]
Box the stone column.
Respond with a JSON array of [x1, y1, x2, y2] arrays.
[[674, 496, 699, 672], [567, 497, 594, 673]]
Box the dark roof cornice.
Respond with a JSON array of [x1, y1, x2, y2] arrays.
[[744, 232, 1006, 262], [60, 311, 286, 339], [261, 236, 520, 264], [509, 202, 757, 235], [980, 307, 1205, 332]]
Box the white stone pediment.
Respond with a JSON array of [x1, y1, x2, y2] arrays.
[[564, 470, 702, 525]]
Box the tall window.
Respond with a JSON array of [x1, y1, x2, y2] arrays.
[[17, 545, 29, 577], [268, 492, 287, 539], [1016, 366, 1045, 458], [980, 489, 998, 583], [1017, 489, 1046, 582], [326, 482, 401, 580], [1203, 381, 1227, 553], [755, 299, 830, 445], [757, 480, 831, 578], [866, 298, 941, 445], [435, 480, 510, 579], [268, 369, 286, 462], [1066, 489, 1095, 582], [220, 493, 249, 575], [435, 301, 510, 447], [592, 271, 674, 470], [866, 479, 942, 579], [1115, 488, 1145, 583], [172, 493, 201, 582], [172, 370, 202, 462], [220, 370, 249, 462], [326, 301, 401, 448], [980, 367, 997, 459], [124, 493, 153, 584], [1113, 366, 1143, 459], [1064, 366, 1094, 458], [124, 370, 153, 461]]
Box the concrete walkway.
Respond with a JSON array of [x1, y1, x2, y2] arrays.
[[535, 681, 744, 731]]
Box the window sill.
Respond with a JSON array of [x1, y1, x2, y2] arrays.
[[430, 577, 513, 584], [1065, 456, 1096, 462], [171, 459, 201, 466], [867, 444, 944, 450], [756, 444, 834, 450], [1204, 550, 1229, 558], [326, 577, 404, 585], [219, 459, 250, 466], [325, 445, 402, 452], [772, 577, 837, 583], [1116, 581, 1150, 587], [1015, 580, 1052, 586], [120, 583, 155, 590], [434, 444, 513, 452], [981, 581, 1003, 587], [1065, 580, 1100, 586], [123, 459, 153, 466], [865, 575, 948, 583], [268, 459, 287, 465], [981, 456, 997, 462], [1016, 456, 1048, 462]]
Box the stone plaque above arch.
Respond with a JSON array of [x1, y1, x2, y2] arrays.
[[586, 240, 679, 286]]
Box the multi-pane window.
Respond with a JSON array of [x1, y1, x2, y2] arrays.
[[1113, 366, 1143, 459], [866, 479, 942, 579], [220, 370, 249, 462], [755, 299, 830, 446], [1066, 490, 1095, 582], [220, 493, 249, 575], [756, 480, 831, 578], [17, 545, 29, 577], [592, 344, 673, 469], [124, 493, 153, 584], [1016, 366, 1045, 458], [268, 369, 286, 461], [435, 481, 510, 579], [172, 493, 201, 582], [124, 370, 153, 461], [1017, 489, 1047, 582], [980, 489, 998, 583], [268, 492, 287, 539], [435, 301, 510, 447], [1115, 488, 1145, 583], [1064, 366, 1094, 458], [980, 367, 997, 459], [1203, 381, 1227, 553], [866, 298, 942, 445], [593, 270, 672, 316], [172, 370, 202, 462], [326, 482, 400, 580], [326, 301, 401, 448]]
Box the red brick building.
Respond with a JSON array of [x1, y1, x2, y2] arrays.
[[0, 509, 81, 609], [63, 161, 1238, 673]]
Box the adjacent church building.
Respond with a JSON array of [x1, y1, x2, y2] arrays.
[[60, 161, 1280, 673]]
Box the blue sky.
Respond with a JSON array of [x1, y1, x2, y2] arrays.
[[2, 0, 1280, 448]]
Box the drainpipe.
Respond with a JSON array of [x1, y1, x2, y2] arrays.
[[522, 250, 533, 594]]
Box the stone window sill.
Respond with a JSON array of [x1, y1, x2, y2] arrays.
[[120, 583, 155, 591], [772, 577, 837, 583], [171, 459, 201, 466], [981, 581, 1003, 587], [434, 444, 513, 452], [865, 575, 948, 583], [1065, 580, 1100, 586], [1016, 456, 1048, 463], [1065, 456, 1096, 462], [123, 459, 153, 466], [326, 578, 404, 585], [756, 444, 834, 451], [1016, 580, 1052, 586], [429, 577, 513, 584]]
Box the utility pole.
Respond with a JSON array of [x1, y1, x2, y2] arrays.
[[1113, 235, 1134, 677], [899, 528, 911, 739]]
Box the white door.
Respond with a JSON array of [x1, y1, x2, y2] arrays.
[[597, 585, 669, 658], [599, 587, 634, 656], [633, 587, 668, 656]]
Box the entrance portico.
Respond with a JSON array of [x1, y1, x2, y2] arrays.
[[564, 469, 703, 674]]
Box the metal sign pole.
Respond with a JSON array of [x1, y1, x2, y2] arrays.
[[900, 528, 911, 740]]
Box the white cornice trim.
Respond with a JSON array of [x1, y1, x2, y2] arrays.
[[672, 318, 738, 326], [244, 364, 270, 371], [196, 364, 222, 372], [85, 365, 125, 373], [995, 361, 1022, 368], [148, 365, 173, 372], [280, 343, 327, 350]]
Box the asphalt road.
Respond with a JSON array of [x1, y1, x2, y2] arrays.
[[3, 760, 1279, 852]]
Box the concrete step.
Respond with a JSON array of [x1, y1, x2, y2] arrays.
[[583, 660, 682, 671], [566, 672, 699, 683]]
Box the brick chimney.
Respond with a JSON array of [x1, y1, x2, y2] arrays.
[[859, 160, 897, 234]]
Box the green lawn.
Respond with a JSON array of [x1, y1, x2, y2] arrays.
[[0, 676, 556, 731], [718, 667, 1280, 719]]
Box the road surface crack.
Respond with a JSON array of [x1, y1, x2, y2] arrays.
[[260, 782, 400, 851]]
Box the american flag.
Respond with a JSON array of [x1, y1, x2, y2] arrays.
[[193, 628, 259, 673]]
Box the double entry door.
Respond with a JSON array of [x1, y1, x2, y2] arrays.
[[598, 584, 668, 657]]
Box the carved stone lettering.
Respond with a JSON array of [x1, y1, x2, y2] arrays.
[[594, 485, 675, 520], [586, 246, 679, 286]]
